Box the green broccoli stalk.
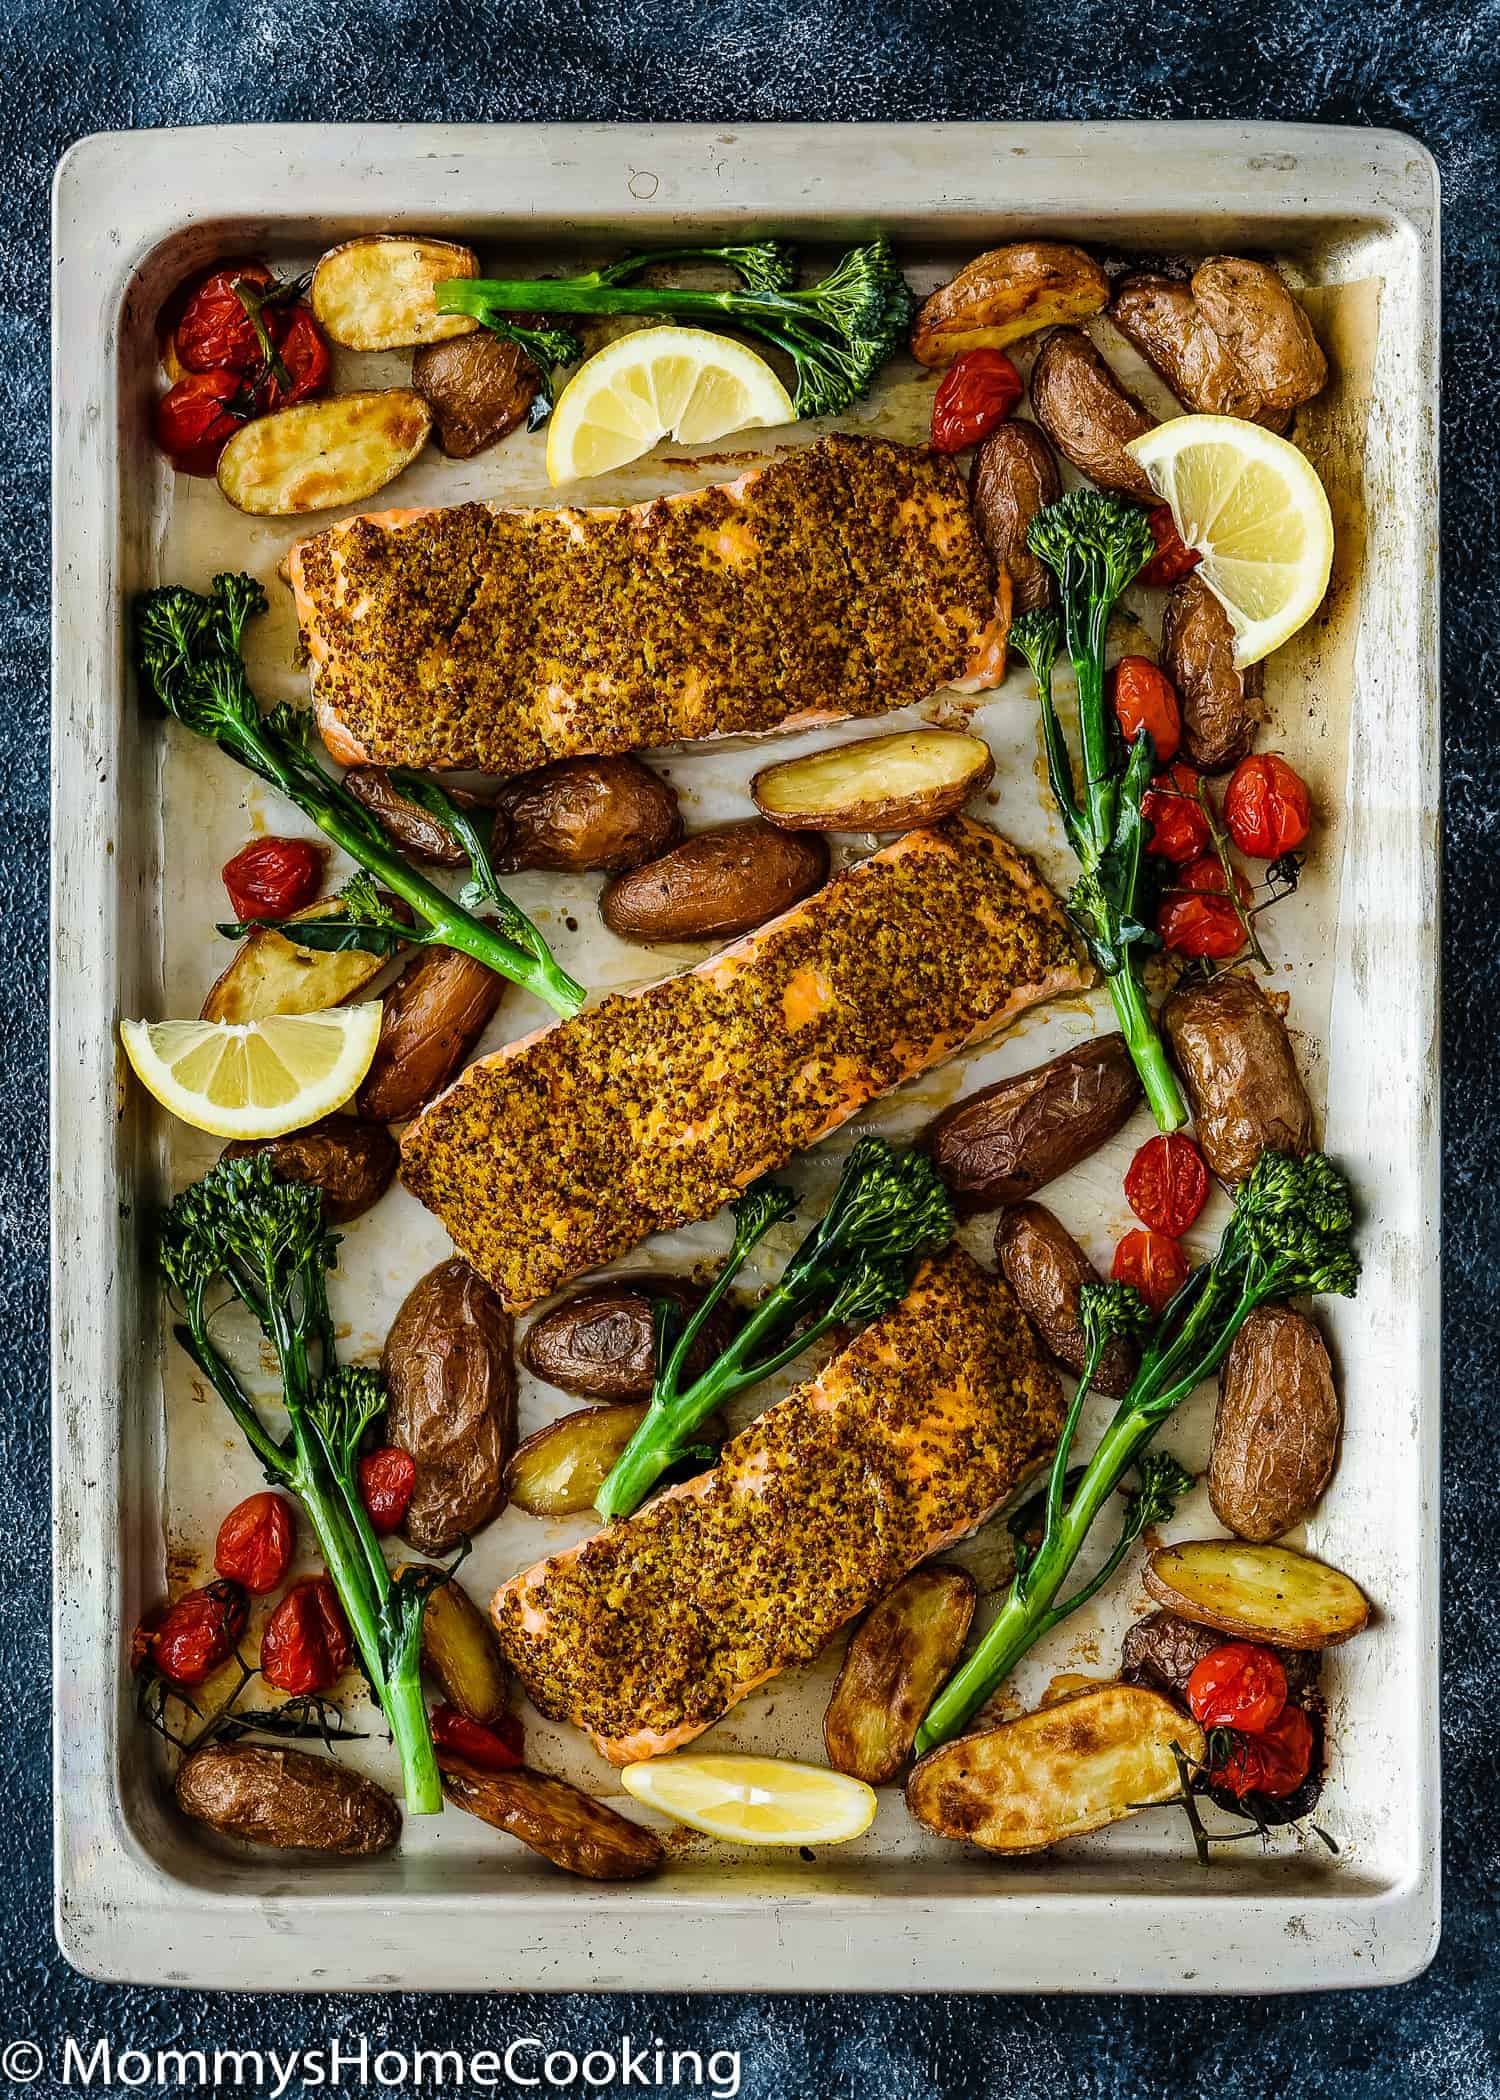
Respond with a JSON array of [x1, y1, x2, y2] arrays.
[[136, 575, 585, 1019], [435, 238, 914, 422], [159, 1154, 444, 1814], [594, 1137, 954, 1521], [1013, 489, 1187, 1132], [915, 1149, 1360, 1754]]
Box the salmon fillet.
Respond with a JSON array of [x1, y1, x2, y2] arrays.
[[400, 817, 1086, 1310], [285, 434, 1004, 774], [494, 1247, 1063, 1763]]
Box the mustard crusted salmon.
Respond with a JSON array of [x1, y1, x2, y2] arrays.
[[494, 1247, 1063, 1764], [286, 434, 1004, 774], [400, 817, 1086, 1310]]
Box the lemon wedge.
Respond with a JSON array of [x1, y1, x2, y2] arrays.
[[620, 1754, 876, 1847], [546, 326, 794, 485], [1125, 414, 1334, 667], [119, 1004, 383, 1139]]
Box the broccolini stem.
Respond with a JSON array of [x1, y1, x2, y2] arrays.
[[381, 1658, 443, 1818], [1104, 963, 1188, 1133]]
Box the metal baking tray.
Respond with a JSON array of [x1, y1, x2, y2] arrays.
[[51, 122, 1440, 1992]]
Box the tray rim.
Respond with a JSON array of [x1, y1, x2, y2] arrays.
[[51, 119, 1441, 1994]]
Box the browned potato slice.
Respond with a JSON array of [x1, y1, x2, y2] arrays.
[[824, 1566, 976, 1785], [1160, 573, 1263, 771], [906, 1684, 1203, 1853], [310, 235, 480, 350], [343, 768, 483, 866], [201, 896, 395, 1024], [409, 1570, 510, 1724], [911, 243, 1109, 367], [441, 1760, 663, 1880], [1029, 328, 1157, 502], [175, 1743, 399, 1855], [920, 1035, 1141, 1215], [751, 732, 993, 835], [413, 330, 541, 457], [217, 390, 432, 516], [1209, 1306, 1340, 1543], [1109, 272, 1270, 424], [1163, 971, 1313, 1185], [995, 1202, 1138, 1398], [384, 1257, 516, 1552], [968, 421, 1062, 614], [1143, 1539, 1369, 1650], [1190, 257, 1328, 423], [506, 1402, 650, 1517], [521, 1274, 735, 1401], [1121, 1607, 1322, 1703], [494, 756, 682, 875], [220, 1113, 398, 1224], [601, 821, 828, 944], [356, 942, 505, 1124]]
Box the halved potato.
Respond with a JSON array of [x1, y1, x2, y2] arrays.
[[824, 1565, 976, 1785], [217, 390, 432, 516], [1143, 1539, 1369, 1650], [311, 235, 480, 350], [905, 1683, 1203, 1854], [403, 1568, 510, 1726], [911, 242, 1109, 368], [751, 731, 994, 834], [506, 1402, 650, 1517], [200, 896, 395, 1024]]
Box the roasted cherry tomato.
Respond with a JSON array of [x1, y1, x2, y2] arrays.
[[1111, 1227, 1190, 1314], [146, 1579, 249, 1687], [1186, 1641, 1288, 1734], [152, 370, 247, 476], [261, 306, 332, 411], [1157, 854, 1251, 960], [222, 836, 325, 922], [214, 1491, 296, 1595], [358, 1447, 417, 1537], [1138, 504, 1203, 588], [1110, 656, 1182, 764], [1142, 763, 1213, 864], [1124, 1132, 1209, 1237], [1213, 1704, 1314, 1800], [930, 349, 1024, 453], [429, 1703, 526, 1772], [260, 1575, 352, 1696], [1223, 753, 1312, 860], [175, 262, 278, 374]]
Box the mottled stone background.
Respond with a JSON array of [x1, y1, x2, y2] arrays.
[[11, 1, 1492, 2093]]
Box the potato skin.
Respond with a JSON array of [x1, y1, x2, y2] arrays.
[[384, 1258, 516, 1552], [995, 1202, 1138, 1398], [219, 1114, 398, 1224], [343, 768, 481, 866], [175, 1743, 399, 1856], [911, 243, 1109, 367], [216, 390, 432, 517], [311, 235, 479, 350], [824, 1566, 976, 1785], [413, 330, 540, 457], [494, 756, 681, 875], [506, 1402, 650, 1517], [441, 1760, 663, 1880], [1120, 1607, 1322, 1704], [1160, 574, 1263, 772], [1190, 257, 1327, 425], [750, 731, 993, 834], [968, 421, 1062, 614], [356, 943, 506, 1124], [920, 1034, 1142, 1214], [521, 1274, 736, 1401], [1028, 328, 1156, 502], [1164, 971, 1313, 1185], [1110, 272, 1276, 424], [1143, 1539, 1369, 1649], [413, 1571, 511, 1725], [601, 821, 828, 944], [1210, 1305, 1339, 1542]]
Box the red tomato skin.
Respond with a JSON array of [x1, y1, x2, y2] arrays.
[[214, 1491, 297, 1595], [1142, 764, 1213, 864], [1224, 753, 1312, 859], [1186, 1641, 1288, 1734], [1157, 854, 1251, 959], [152, 370, 245, 475], [222, 836, 325, 922], [1110, 1228, 1190, 1314], [148, 1580, 249, 1687], [1213, 1704, 1314, 1799], [1124, 1133, 1210, 1237], [1110, 657, 1182, 764], [261, 308, 331, 411], [1138, 505, 1203, 588], [260, 1576, 352, 1696], [175, 263, 277, 374], [930, 349, 1023, 453], [358, 1447, 417, 1536], [429, 1704, 525, 1771]]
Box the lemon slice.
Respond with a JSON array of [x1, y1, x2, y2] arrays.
[[546, 326, 794, 485], [621, 1754, 876, 1847], [1125, 415, 1334, 667], [119, 1004, 383, 1139]]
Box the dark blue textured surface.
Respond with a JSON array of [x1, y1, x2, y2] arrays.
[[12, 2, 1495, 2092]]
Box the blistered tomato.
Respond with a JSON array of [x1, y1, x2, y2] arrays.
[[1157, 855, 1251, 960], [260, 1575, 352, 1696], [1111, 1228, 1190, 1314], [145, 1580, 249, 1687], [1142, 763, 1213, 864], [429, 1703, 525, 1771], [1185, 1641, 1288, 1734], [214, 1491, 296, 1595], [174, 263, 278, 374], [930, 349, 1023, 453], [1138, 505, 1203, 588], [261, 307, 332, 411], [1110, 657, 1182, 763], [1223, 753, 1312, 859], [358, 1447, 417, 1536], [222, 836, 325, 922], [1124, 1133, 1209, 1237], [1213, 1704, 1314, 1800], [152, 370, 246, 476]]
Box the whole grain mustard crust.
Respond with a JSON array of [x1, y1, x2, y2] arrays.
[[399, 817, 1084, 1309], [493, 1247, 1063, 1758], [291, 435, 996, 772]]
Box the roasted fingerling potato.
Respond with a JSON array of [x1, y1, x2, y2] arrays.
[[521, 1274, 737, 1401], [1144, 1539, 1369, 1650], [751, 731, 993, 835], [920, 1035, 1141, 1214], [1109, 272, 1277, 425], [441, 1760, 664, 1881], [219, 1114, 398, 1224], [216, 390, 433, 517], [384, 1257, 517, 1553], [175, 1743, 400, 1856], [911, 243, 1109, 367], [1028, 328, 1157, 502], [413, 329, 544, 457], [494, 756, 682, 875], [356, 942, 506, 1124], [406, 1569, 511, 1725], [1209, 1305, 1340, 1543], [968, 421, 1062, 614], [310, 235, 481, 350], [1164, 971, 1314, 1185], [1120, 1607, 1322, 1703], [601, 821, 828, 944], [995, 1202, 1139, 1398], [824, 1566, 976, 1785], [343, 768, 483, 866], [1160, 573, 1263, 772], [506, 1402, 651, 1518], [1190, 257, 1328, 424], [201, 895, 398, 1024]]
